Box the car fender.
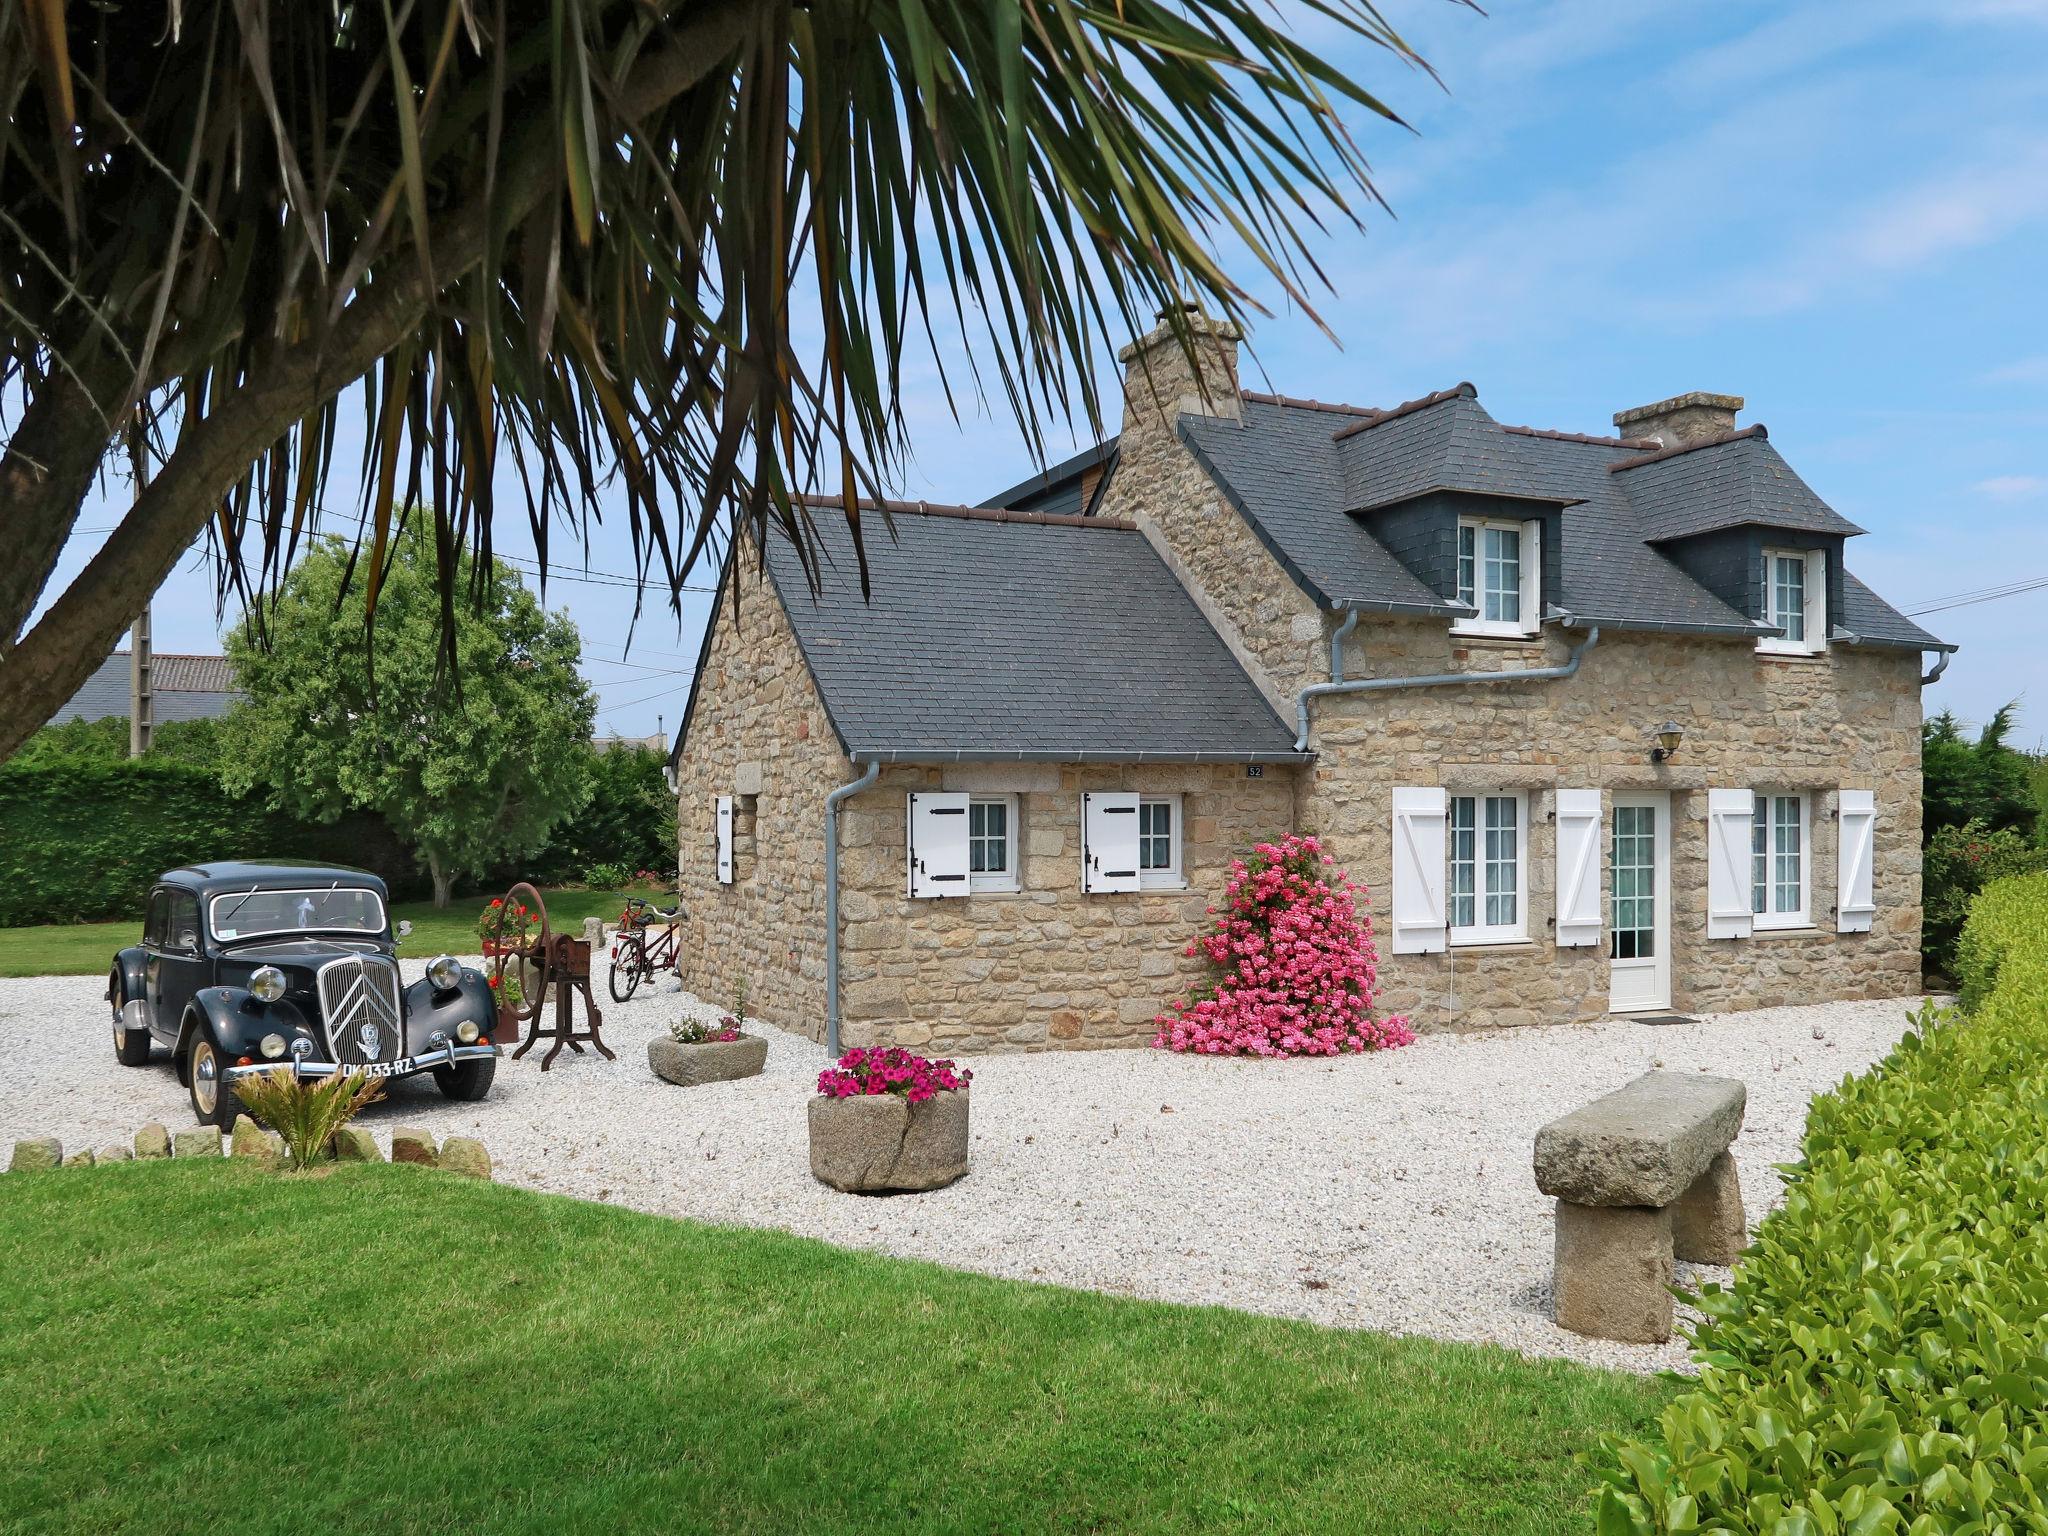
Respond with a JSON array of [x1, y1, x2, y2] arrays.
[[177, 987, 319, 1066], [403, 969, 500, 1054], [109, 947, 148, 1009]]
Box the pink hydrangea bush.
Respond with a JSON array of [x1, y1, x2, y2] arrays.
[[817, 1046, 972, 1103], [1154, 833, 1414, 1058]]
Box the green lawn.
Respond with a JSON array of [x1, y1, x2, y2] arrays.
[[0, 886, 627, 977], [0, 1161, 1670, 1534]]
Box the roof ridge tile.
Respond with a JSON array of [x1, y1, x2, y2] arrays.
[[1606, 424, 1768, 473], [1329, 383, 1479, 443], [1503, 424, 1659, 450], [796, 493, 1132, 531]]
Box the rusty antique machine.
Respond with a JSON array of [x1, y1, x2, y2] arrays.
[[483, 882, 614, 1071]]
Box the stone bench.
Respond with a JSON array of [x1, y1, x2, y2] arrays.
[[1533, 1070, 1747, 1343]]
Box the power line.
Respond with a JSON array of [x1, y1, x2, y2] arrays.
[[1906, 575, 2048, 617]]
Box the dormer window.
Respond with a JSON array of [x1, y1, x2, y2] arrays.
[[1454, 516, 1541, 638], [1759, 548, 1825, 656]]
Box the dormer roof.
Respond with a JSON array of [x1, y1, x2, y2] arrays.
[[1609, 427, 1866, 542]]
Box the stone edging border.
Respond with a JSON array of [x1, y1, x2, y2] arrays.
[[7, 1122, 493, 1179]]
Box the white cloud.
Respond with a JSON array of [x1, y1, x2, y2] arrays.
[[1986, 355, 2048, 385], [1975, 474, 2048, 500]]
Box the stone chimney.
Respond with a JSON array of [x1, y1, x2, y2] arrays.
[[1612, 391, 1744, 450], [1117, 303, 1242, 435]]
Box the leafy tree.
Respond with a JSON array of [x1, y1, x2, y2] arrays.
[[221, 531, 595, 908], [0, 0, 1433, 761], [1923, 704, 2037, 842], [530, 745, 677, 886], [9, 715, 128, 768]]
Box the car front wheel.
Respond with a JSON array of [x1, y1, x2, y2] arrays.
[[186, 1032, 242, 1129], [111, 973, 151, 1067], [433, 1056, 496, 1102]]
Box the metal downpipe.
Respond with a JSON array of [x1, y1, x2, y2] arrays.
[[1293, 612, 1601, 751], [1922, 650, 1952, 687], [824, 760, 881, 1059]]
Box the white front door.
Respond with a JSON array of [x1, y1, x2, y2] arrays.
[[1609, 792, 1671, 1012]]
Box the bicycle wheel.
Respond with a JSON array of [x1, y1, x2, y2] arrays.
[[608, 935, 646, 1002]]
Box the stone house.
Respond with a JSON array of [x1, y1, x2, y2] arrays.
[[669, 316, 1949, 1052]]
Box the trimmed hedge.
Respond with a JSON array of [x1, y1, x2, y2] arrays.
[[0, 759, 421, 925], [1590, 876, 2048, 1533]]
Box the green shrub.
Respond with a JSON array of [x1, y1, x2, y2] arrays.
[[1921, 820, 2048, 978], [0, 758, 421, 925], [1953, 870, 2048, 1013], [1590, 965, 2048, 1532]]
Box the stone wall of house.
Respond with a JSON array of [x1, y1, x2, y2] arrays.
[[834, 761, 1299, 1052], [1092, 318, 1328, 703], [1298, 622, 1925, 1029], [671, 564, 853, 1038]]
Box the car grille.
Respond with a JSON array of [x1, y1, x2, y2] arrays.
[[316, 955, 404, 1066]]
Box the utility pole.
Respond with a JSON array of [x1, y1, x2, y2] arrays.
[[129, 606, 153, 758]]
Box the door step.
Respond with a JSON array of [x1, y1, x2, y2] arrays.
[[1630, 1013, 1698, 1027]]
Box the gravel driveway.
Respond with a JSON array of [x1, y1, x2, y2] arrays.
[[0, 962, 1928, 1372]]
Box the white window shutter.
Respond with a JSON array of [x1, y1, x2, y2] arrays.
[[1390, 787, 1448, 954], [1805, 548, 1827, 648], [1554, 789, 1602, 947], [1836, 789, 1876, 934], [714, 795, 734, 885], [1520, 519, 1543, 632], [1081, 792, 1142, 894], [1706, 789, 1754, 940], [906, 791, 971, 898]]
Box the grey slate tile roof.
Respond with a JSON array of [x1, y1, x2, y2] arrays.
[[756, 506, 1305, 762], [1179, 401, 1462, 614], [48, 651, 242, 726], [1615, 430, 1866, 542], [1178, 390, 1940, 649], [1332, 386, 1554, 511]]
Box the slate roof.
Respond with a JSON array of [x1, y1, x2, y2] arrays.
[[48, 651, 242, 726], [1613, 428, 1866, 542], [1178, 389, 1944, 650], [741, 503, 1305, 763]]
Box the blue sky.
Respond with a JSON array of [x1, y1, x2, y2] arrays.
[[48, 0, 2048, 742]]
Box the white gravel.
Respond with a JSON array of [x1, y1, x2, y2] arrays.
[[0, 961, 1929, 1372]]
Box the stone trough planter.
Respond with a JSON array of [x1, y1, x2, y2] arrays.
[[808, 1090, 969, 1193], [647, 1033, 769, 1087]]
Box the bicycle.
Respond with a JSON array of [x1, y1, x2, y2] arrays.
[[607, 895, 685, 1002]]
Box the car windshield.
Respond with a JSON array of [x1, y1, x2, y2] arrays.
[[209, 887, 386, 941]]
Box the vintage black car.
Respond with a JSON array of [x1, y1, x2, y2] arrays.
[[108, 861, 501, 1127]]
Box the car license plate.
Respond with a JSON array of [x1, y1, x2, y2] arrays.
[[355, 1056, 415, 1079]]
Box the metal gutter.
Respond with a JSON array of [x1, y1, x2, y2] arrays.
[[1922, 650, 1952, 687], [1293, 610, 1602, 751], [824, 760, 882, 1059], [848, 747, 1311, 765]]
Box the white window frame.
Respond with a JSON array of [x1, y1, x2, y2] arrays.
[[1751, 791, 1810, 930], [1447, 791, 1528, 944], [967, 794, 1020, 893], [1136, 794, 1184, 890], [1758, 547, 1826, 656], [1453, 517, 1541, 638]]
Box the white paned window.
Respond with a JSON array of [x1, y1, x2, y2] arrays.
[[967, 795, 1019, 893], [1751, 792, 1810, 929], [1137, 795, 1183, 889], [1759, 548, 1827, 655], [1448, 793, 1526, 943], [1453, 517, 1540, 637]]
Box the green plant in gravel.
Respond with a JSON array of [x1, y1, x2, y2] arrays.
[[1590, 969, 2048, 1532], [227, 1070, 385, 1171]]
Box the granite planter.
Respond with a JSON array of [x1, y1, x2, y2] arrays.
[[647, 1033, 769, 1087], [808, 1090, 970, 1193]]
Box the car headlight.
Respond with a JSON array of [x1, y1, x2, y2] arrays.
[[259, 1033, 287, 1059], [455, 1020, 481, 1044], [250, 965, 287, 1003], [427, 954, 463, 992]]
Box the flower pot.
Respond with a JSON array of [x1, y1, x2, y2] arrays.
[[807, 1089, 969, 1193], [647, 1033, 769, 1087]]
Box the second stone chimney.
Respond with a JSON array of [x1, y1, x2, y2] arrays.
[[1117, 303, 1243, 436], [1612, 391, 1744, 450]]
